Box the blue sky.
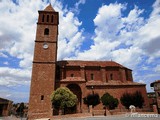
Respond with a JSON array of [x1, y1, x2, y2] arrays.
[[0, 0, 160, 103]]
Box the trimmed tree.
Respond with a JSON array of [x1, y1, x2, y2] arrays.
[[83, 93, 100, 108], [101, 93, 119, 110], [120, 92, 133, 109], [133, 91, 144, 108], [51, 87, 78, 115], [120, 91, 144, 109]]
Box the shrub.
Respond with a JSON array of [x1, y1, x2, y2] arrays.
[[83, 93, 100, 107], [51, 87, 78, 114], [133, 91, 144, 108], [120, 91, 144, 109], [120, 92, 133, 109], [101, 93, 119, 110]]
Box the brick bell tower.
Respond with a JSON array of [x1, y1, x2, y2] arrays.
[[28, 4, 59, 119]]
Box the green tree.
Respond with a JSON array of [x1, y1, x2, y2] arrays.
[[83, 93, 100, 108], [101, 93, 119, 110], [120, 91, 144, 109], [51, 87, 78, 115], [16, 102, 24, 117], [133, 91, 144, 108], [120, 93, 133, 109]]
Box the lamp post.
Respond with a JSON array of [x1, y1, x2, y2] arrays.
[[91, 86, 94, 95]]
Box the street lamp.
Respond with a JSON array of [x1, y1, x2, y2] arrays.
[[91, 86, 94, 95]]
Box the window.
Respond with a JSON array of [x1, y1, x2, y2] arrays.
[[91, 74, 94, 80], [42, 15, 45, 22], [41, 95, 44, 100], [44, 28, 49, 35], [47, 15, 49, 22], [110, 74, 113, 80], [71, 74, 74, 77], [51, 15, 53, 23]]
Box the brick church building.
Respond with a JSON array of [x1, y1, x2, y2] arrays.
[[28, 4, 149, 119]]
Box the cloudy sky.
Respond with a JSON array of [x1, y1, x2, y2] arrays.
[[0, 0, 160, 103]]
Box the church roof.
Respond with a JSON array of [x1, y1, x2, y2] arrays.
[[57, 60, 131, 70], [0, 97, 12, 104], [44, 4, 55, 12]]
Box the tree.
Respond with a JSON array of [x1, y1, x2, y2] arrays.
[[16, 102, 25, 117], [101, 93, 119, 110], [120, 92, 133, 109], [83, 93, 100, 108], [51, 87, 78, 115], [120, 91, 144, 109], [133, 91, 144, 108]]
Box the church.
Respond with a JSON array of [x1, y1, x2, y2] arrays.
[[28, 4, 149, 119]]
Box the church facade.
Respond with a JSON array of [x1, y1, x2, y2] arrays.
[[28, 4, 149, 119]]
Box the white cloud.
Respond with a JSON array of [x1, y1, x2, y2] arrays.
[[71, 0, 86, 14], [0, 89, 29, 103], [57, 9, 84, 60], [72, 1, 160, 94], [3, 61, 9, 65], [112, 47, 143, 69], [0, 52, 8, 58], [154, 64, 160, 73], [0, 67, 31, 87], [0, 0, 85, 102], [138, 80, 145, 84]]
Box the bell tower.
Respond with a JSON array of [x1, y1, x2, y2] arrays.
[[28, 4, 59, 119]]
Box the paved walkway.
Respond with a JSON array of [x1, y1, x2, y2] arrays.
[[51, 113, 160, 120], [0, 116, 26, 120], [72, 115, 160, 120], [1, 113, 160, 120]]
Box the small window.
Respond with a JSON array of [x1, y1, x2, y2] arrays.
[[110, 74, 113, 80], [47, 15, 49, 22], [44, 28, 49, 35], [51, 15, 53, 23], [41, 95, 44, 100], [42, 15, 45, 22], [71, 74, 74, 77], [91, 74, 94, 80]]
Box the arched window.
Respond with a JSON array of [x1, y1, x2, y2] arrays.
[[47, 15, 49, 22], [42, 15, 45, 22], [44, 28, 49, 35], [51, 15, 53, 23], [91, 74, 94, 80], [110, 74, 113, 80]]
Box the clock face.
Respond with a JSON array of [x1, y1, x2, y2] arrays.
[[43, 43, 48, 49]]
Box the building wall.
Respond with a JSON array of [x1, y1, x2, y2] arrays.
[[28, 5, 59, 119], [56, 63, 150, 113], [58, 82, 150, 113], [57, 64, 132, 83], [0, 98, 12, 116]]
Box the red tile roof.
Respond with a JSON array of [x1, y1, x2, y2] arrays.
[[57, 60, 131, 70]]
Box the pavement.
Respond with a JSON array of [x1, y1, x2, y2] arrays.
[[51, 114, 160, 120], [0, 116, 26, 120], [0, 113, 160, 120]]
